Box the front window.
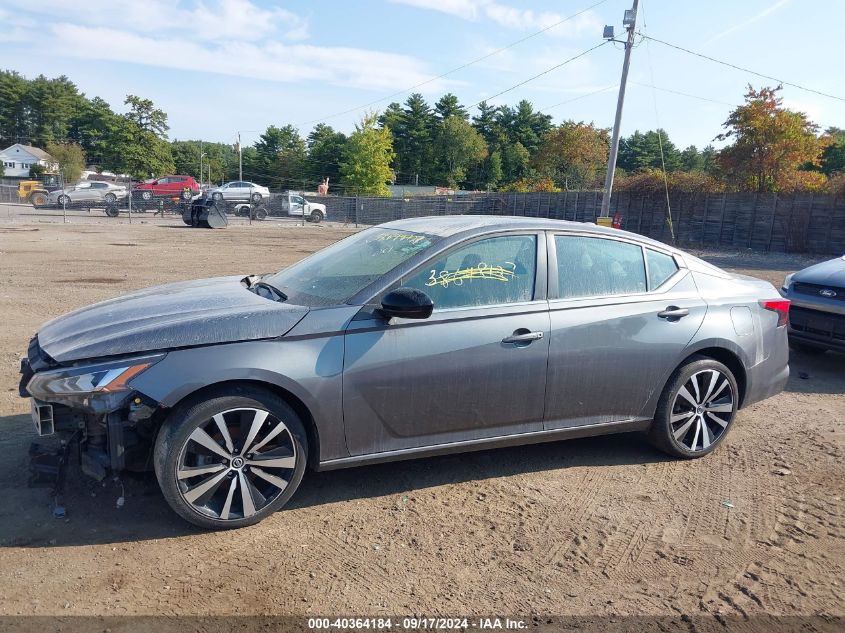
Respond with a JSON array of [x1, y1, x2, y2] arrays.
[[264, 227, 439, 306], [402, 235, 537, 310]]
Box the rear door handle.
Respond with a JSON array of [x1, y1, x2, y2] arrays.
[[657, 306, 690, 319], [502, 330, 544, 344]]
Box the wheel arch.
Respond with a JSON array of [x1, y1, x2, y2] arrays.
[[678, 345, 748, 408], [156, 379, 322, 469]]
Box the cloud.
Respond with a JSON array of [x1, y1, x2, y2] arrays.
[[1, 0, 456, 93], [47, 24, 446, 92], [4, 0, 310, 41], [705, 0, 791, 44], [391, 0, 601, 36]]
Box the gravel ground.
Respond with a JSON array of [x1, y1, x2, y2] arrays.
[[0, 218, 842, 621]]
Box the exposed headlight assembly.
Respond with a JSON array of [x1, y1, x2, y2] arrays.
[[782, 273, 794, 291], [27, 354, 164, 413]]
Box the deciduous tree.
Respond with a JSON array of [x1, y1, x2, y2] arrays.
[[534, 121, 609, 190], [340, 112, 395, 196], [45, 141, 86, 183], [433, 116, 487, 188], [716, 85, 829, 192]]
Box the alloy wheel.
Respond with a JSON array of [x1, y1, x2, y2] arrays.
[[176, 407, 297, 521], [670, 369, 734, 452]]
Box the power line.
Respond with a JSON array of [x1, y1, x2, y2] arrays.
[[630, 81, 736, 107], [639, 0, 674, 241], [539, 84, 618, 113], [298, 0, 610, 126], [467, 41, 610, 110], [640, 34, 845, 103]]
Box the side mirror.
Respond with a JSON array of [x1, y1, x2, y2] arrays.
[[380, 287, 433, 320]]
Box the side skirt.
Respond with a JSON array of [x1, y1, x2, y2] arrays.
[[316, 418, 651, 471]]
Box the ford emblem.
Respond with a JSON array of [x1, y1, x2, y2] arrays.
[[819, 288, 837, 298]]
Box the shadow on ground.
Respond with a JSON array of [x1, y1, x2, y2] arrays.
[[0, 423, 666, 549], [784, 348, 845, 395]]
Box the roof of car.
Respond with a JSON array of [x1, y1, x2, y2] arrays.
[[381, 215, 677, 251]]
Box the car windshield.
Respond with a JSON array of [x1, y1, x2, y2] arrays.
[[264, 227, 439, 306]]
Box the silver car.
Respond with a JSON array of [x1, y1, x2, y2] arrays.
[[19, 217, 790, 529], [781, 254, 845, 354], [47, 181, 127, 206], [207, 181, 269, 203]]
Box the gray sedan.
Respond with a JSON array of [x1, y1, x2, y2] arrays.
[[20, 217, 790, 529], [47, 181, 127, 206], [781, 255, 845, 354]]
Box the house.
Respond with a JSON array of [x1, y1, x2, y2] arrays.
[[0, 144, 57, 178]]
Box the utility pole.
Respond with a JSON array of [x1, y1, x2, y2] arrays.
[[600, 0, 638, 218], [238, 132, 243, 181]]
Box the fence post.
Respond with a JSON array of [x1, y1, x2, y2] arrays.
[[700, 193, 710, 245], [747, 192, 759, 248], [822, 193, 834, 254], [355, 197, 359, 228], [128, 176, 132, 225], [716, 193, 727, 246], [766, 193, 777, 252], [636, 195, 645, 234]]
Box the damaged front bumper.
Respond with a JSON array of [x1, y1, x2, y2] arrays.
[[20, 338, 167, 484]]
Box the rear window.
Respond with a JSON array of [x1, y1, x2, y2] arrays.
[[554, 235, 647, 299]]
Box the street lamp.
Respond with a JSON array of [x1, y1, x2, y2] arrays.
[[200, 151, 207, 189], [235, 130, 259, 182]]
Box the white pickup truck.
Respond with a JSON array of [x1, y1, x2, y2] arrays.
[[233, 191, 327, 223]]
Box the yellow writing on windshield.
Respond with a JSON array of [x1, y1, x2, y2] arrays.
[[426, 262, 516, 288], [375, 233, 427, 245]]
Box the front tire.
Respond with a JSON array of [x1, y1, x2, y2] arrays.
[[649, 356, 738, 459], [57, 194, 70, 206], [154, 385, 308, 529], [251, 192, 263, 203], [309, 209, 324, 223]]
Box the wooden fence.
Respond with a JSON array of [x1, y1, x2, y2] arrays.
[[310, 191, 845, 255]]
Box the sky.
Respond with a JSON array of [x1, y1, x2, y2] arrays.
[[1, 0, 843, 151]]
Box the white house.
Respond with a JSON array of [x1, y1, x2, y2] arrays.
[[0, 144, 57, 178]]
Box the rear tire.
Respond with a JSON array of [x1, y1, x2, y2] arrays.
[[251, 192, 263, 203], [154, 385, 308, 530], [648, 356, 738, 459]]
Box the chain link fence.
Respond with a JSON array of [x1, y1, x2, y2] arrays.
[[2, 183, 843, 254]]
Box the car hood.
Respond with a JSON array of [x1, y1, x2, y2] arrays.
[[37, 276, 309, 363], [793, 256, 845, 287]]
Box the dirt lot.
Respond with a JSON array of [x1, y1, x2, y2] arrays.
[[0, 217, 842, 619]]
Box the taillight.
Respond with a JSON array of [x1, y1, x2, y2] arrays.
[[760, 299, 790, 327]]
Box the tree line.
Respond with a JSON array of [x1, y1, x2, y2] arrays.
[[1, 70, 843, 196]]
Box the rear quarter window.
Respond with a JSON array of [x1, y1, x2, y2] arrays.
[[646, 249, 679, 289]]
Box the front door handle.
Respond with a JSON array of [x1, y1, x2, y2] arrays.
[[657, 306, 690, 320], [502, 330, 544, 344]]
